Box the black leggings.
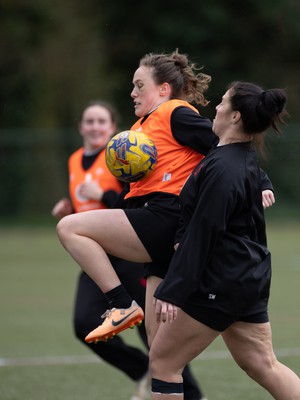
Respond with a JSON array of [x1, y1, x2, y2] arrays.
[[73, 257, 205, 399], [73, 257, 148, 381]]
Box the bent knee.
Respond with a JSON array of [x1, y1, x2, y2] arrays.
[[73, 319, 86, 342], [149, 346, 171, 379], [73, 316, 91, 342], [149, 348, 182, 383], [56, 215, 75, 243], [237, 352, 277, 380]]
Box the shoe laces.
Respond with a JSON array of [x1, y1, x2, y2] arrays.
[[101, 304, 130, 320], [101, 308, 114, 319]]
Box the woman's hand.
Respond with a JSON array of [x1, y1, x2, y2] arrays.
[[262, 189, 275, 209], [79, 181, 104, 201], [51, 197, 73, 219], [153, 298, 178, 323]]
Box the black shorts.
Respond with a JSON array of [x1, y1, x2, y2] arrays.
[[143, 261, 169, 280], [182, 298, 269, 332], [124, 193, 180, 265]]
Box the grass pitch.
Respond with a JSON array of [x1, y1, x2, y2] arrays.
[[0, 221, 299, 399]]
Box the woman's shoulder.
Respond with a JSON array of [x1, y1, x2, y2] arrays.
[[211, 142, 254, 160], [204, 144, 254, 177], [158, 99, 198, 114], [69, 147, 84, 161]]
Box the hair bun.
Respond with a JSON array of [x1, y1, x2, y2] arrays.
[[261, 89, 286, 115]]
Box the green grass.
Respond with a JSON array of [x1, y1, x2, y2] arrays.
[[0, 222, 299, 399]]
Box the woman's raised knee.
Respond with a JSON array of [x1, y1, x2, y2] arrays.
[[56, 214, 76, 244]]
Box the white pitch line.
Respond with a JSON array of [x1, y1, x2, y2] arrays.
[[0, 355, 100, 367], [196, 347, 300, 360], [1, 348, 300, 368]]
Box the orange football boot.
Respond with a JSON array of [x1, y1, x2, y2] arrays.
[[85, 300, 144, 343]]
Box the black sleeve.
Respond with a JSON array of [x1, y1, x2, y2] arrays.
[[154, 166, 233, 307], [174, 213, 185, 245], [102, 190, 121, 208], [111, 183, 130, 209], [171, 106, 218, 155], [155, 160, 236, 306], [260, 168, 274, 192]]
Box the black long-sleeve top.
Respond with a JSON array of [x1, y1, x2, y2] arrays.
[[155, 142, 271, 315]]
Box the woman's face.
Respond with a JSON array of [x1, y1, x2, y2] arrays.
[[212, 89, 234, 137], [131, 66, 167, 117], [79, 105, 116, 151]]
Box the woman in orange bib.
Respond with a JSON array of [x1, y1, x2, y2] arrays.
[[52, 101, 151, 400]]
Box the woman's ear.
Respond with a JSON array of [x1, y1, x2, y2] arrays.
[[232, 110, 241, 124], [159, 82, 171, 97]]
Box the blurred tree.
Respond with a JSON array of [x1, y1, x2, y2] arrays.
[[1, 0, 300, 127], [0, 0, 299, 218], [0, 0, 108, 215], [96, 0, 300, 122]]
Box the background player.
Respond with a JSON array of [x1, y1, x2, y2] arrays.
[[52, 100, 150, 400]]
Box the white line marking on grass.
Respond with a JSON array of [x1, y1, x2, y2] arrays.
[[1, 348, 300, 368], [196, 347, 300, 360], [0, 355, 100, 367]]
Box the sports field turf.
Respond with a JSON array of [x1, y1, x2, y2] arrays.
[[0, 222, 299, 399]]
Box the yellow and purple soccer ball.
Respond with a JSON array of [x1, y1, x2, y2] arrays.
[[105, 130, 158, 182]]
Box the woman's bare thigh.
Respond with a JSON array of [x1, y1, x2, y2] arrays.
[[222, 321, 275, 367], [62, 208, 152, 262], [150, 309, 220, 379]]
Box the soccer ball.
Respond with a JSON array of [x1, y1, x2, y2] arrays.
[[105, 130, 158, 183]]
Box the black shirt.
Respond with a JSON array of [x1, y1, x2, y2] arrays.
[[155, 142, 271, 315]]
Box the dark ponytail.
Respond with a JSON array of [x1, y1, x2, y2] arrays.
[[228, 81, 287, 157], [258, 89, 286, 133], [228, 81, 287, 134]]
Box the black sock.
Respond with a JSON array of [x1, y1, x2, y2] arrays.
[[104, 284, 132, 309]]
